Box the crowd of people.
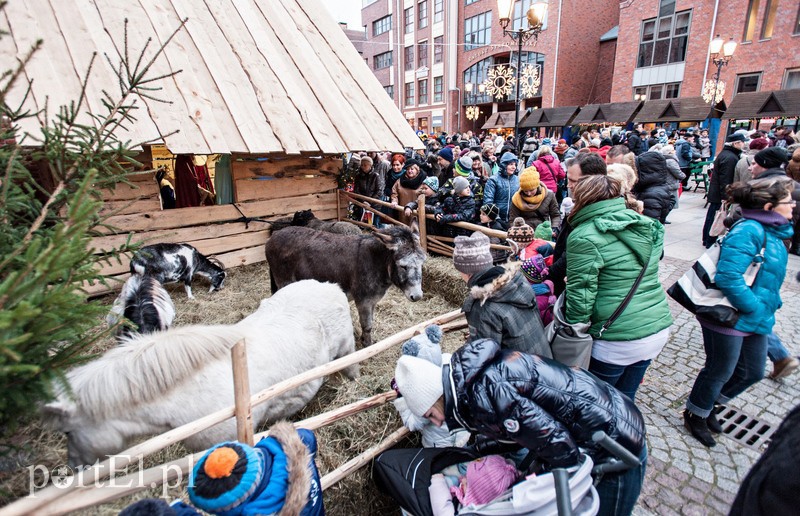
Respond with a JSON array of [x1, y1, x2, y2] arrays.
[[347, 122, 800, 515]]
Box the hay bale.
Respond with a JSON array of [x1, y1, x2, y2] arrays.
[[423, 255, 468, 307]]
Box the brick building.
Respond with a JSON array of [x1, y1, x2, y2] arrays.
[[361, 0, 619, 136], [612, 0, 800, 137]]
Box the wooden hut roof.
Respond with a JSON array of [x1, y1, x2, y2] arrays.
[[520, 106, 580, 128], [722, 90, 800, 120], [572, 101, 643, 125], [481, 110, 518, 130], [633, 97, 725, 123], [2, 0, 422, 154]]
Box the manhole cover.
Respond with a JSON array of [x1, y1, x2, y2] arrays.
[[715, 406, 775, 450]]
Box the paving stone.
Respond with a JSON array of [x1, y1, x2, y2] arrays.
[[679, 503, 708, 516]]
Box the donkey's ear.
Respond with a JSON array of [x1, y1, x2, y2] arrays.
[[374, 231, 400, 250], [41, 400, 74, 422], [409, 218, 420, 237]]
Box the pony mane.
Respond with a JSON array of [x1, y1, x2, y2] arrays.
[[67, 324, 247, 420]]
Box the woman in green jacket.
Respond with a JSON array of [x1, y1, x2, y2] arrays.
[[566, 175, 673, 401]]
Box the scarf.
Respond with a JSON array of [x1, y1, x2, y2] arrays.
[[511, 186, 546, 211], [400, 170, 426, 190]]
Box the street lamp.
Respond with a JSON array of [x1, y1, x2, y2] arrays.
[[634, 93, 646, 102], [497, 0, 547, 152], [704, 35, 737, 110]]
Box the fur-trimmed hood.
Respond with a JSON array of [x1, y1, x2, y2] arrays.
[[269, 421, 320, 516], [467, 262, 533, 308]]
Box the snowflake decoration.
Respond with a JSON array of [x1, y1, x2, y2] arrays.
[[702, 79, 725, 105], [466, 106, 480, 121], [483, 65, 516, 100], [520, 64, 541, 99]]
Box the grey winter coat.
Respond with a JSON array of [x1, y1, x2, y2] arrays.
[[463, 263, 551, 357]]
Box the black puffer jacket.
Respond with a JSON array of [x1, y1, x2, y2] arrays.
[[708, 145, 743, 204], [443, 339, 646, 469], [633, 151, 673, 222]]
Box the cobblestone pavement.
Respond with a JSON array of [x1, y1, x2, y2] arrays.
[[631, 198, 800, 515]]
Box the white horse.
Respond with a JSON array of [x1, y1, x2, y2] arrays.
[[42, 280, 358, 468]]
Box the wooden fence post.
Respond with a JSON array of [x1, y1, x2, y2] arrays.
[[231, 340, 254, 446], [336, 189, 341, 222], [417, 193, 427, 252]]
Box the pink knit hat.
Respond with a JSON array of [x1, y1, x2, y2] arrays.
[[451, 455, 519, 506]]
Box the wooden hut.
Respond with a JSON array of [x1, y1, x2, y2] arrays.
[[1, 0, 422, 296]]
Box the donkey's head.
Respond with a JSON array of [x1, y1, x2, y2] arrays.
[[41, 400, 126, 469], [375, 220, 426, 302]]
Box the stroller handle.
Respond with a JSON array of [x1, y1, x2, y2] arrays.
[[590, 431, 642, 474]]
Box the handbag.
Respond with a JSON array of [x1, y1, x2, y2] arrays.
[[709, 201, 730, 238], [667, 223, 766, 327], [545, 260, 649, 369]]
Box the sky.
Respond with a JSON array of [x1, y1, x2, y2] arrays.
[[323, 0, 363, 30]]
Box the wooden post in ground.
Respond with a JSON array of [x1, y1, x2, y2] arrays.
[[336, 189, 341, 222], [231, 340, 254, 446], [417, 193, 427, 252]]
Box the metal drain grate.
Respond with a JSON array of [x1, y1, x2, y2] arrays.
[[715, 406, 776, 450]]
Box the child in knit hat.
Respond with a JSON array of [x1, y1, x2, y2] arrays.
[[434, 176, 476, 236], [520, 255, 557, 326], [506, 217, 535, 253]]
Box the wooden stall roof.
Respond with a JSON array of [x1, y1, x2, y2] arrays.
[[520, 106, 580, 128], [722, 89, 800, 120], [633, 97, 725, 123], [481, 111, 518, 130], [572, 101, 643, 125], [1, 0, 422, 154]]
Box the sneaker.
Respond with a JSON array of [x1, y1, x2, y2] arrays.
[[770, 357, 800, 380], [684, 410, 716, 447]]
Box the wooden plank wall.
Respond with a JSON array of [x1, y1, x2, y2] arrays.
[[87, 155, 345, 296]]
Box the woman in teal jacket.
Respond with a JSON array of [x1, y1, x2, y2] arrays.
[[566, 175, 673, 401], [684, 177, 795, 448]]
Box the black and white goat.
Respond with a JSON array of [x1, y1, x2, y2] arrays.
[[129, 243, 226, 299], [107, 275, 176, 339]]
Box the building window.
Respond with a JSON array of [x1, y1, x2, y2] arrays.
[[419, 79, 428, 104], [636, 9, 691, 68], [736, 72, 762, 94], [512, 0, 548, 31], [385, 85, 394, 99], [405, 7, 414, 33], [419, 117, 429, 132], [374, 51, 392, 70], [463, 57, 494, 104], [434, 0, 444, 23], [743, 0, 760, 42], [419, 0, 428, 28], [465, 0, 479, 4], [372, 15, 391, 36], [632, 82, 681, 100], [418, 41, 429, 67], [405, 82, 415, 106], [465, 11, 492, 50], [785, 68, 800, 90], [405, 46, 414, 71], [795, 5, 800, 35], [434, 36, 444, 63], [761, 0, 778, 40], [434, 76, 443, 102]]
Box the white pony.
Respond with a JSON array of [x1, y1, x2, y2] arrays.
[[42, 280, 358, 468]]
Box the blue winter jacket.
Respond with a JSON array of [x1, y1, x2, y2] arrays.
[[482, 152, 520, 222], [716, 216, 793, 334]]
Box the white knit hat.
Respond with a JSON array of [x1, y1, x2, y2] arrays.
[[395, 355, 444, 417]]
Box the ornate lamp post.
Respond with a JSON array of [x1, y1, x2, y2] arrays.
[[497, 0, 547, 151], [704, 35, 737, 113]]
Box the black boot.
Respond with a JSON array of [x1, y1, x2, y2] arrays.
[[684, 410, 716, 447], [707, 405, 723, 434]]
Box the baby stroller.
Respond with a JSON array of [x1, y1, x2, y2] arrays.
[[373, 431, 641, 516]]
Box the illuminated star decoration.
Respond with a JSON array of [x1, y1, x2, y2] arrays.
[[520, 64, 541, 98], [702, 79, 725, 105], [466, 106, 480, 121], [482, 64, 516, 100]]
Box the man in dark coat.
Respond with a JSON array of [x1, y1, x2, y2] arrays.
[[633, 149, 675, 223], [452, 231, 550, 357], [394, 338, 648, 516], [627, 128, 646, 156], [702, 133, 747, 247]]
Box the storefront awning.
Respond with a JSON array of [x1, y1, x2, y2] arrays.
[[722, 89, 800, 120], [481, 111, 518, 130], [633, 97, 725, 123], [572, 101, 643, 125], [520, 106, 581, 128]]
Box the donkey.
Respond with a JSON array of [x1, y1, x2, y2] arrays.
[[265, 221, 426, 346], [107, 275, 175, 339], [291, 209, 362, 235], [130, 243, 226, 299], [42, 280, 358, 468]]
